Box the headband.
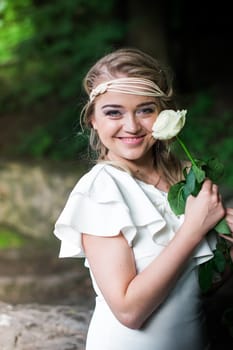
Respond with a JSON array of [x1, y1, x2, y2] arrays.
[[89, 77, 166, 102]]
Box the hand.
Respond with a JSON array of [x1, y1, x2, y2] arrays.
[[225, 208, 233, 232], [219, 208, 233, 261], [219, 208, 233, 242], [184, 179, 225, 239]]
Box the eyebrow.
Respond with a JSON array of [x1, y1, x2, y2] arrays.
[[101, 101, 156, 109]]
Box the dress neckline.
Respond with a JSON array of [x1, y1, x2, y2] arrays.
[[134, 176, 168, 196]]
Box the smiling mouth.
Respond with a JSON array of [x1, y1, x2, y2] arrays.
[[118, 136, 145, 144]]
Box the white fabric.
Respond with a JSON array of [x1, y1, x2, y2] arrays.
[[54, 163, 216, 350], [86, 268, 208, 350]]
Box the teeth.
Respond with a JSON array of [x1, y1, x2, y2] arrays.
[[120, 137, 143, 143], [124, 138, 138, 140]]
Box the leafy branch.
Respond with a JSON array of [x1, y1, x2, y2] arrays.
[[168, 137, 232, 292]]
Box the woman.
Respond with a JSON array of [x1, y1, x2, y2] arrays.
[[54, 48, 233, 349]]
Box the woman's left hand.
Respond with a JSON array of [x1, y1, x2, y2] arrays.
[[219, 208, 233, 261], [225, 208, 233, 233], [219, 208, 233, 241]]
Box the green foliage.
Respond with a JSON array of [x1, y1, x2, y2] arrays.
[[168, 156, 228, 217], [176, 92, 233, 187], [0, 0, 125, 159], [18, 111, 90, 159], [168, 115, 232, 292], [198, 236, 233, 293], [0, 0, 34, 62], [0, 227, 26, 249], [13, 0, 125, 103]]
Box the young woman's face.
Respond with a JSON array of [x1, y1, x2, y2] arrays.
[[91, 92, 160, 163]]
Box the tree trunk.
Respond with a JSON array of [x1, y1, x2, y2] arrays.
[[126, 0, 170, 66]]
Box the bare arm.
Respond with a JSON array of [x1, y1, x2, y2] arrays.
[[82, 180, 225, 329]]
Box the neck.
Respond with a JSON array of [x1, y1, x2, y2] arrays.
[[107, 151, 155, 174], [105, 153, 161, 187], [132, 166, 161, 187]]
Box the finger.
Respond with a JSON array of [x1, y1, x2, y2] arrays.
[[212, 184, 218, 193], [226, 214, 233, 224], [226, 208, 233, 219], [226, 208, 233, 231], [226, 208, 233, 216], [219, 234, 233, 243], [201, 179, 212, 192], [212, 184, 223, 203]]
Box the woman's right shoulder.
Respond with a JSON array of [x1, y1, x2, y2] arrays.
[[73, 163, 106, 191], [71, 162, 122, 196]]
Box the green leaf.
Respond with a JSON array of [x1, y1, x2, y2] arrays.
[[192, 164, 206, 183], [195, 159, 207, 168], [183, 168, 196, 199], [167, 182, 186, 215], [204, 158, 225, 182], [198, 260, 214, 293], [213, 249, 226, 273], [214, 218, 231, 234]]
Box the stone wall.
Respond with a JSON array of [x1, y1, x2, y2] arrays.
[[0, 302, 92, 350], [0, 160, 88, 238]]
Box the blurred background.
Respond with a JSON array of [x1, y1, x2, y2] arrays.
[[0, 0, 233, 345]]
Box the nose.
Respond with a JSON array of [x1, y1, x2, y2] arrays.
[[123, 114, 141, 133]]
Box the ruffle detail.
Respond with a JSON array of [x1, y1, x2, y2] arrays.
[[136, 180, 217, 265], [192, 231, 216, 265], [134, 180, 182, 245], [54, 164, 166, 258]]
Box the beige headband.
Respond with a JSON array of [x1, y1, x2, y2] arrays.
[[89, 77, 166, 102]]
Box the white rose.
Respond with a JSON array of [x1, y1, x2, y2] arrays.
[[152, 109, 187, 140]]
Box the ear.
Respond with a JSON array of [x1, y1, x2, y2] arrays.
[[90, 115, 97, 130]]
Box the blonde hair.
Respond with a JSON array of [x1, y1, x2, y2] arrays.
[[81, 47, 183, 185]]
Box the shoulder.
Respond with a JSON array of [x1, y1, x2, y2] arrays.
[[75, 163, 107, 188], [72, 162, 131, 196]]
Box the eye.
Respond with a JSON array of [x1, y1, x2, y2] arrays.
[[136, 106, 155, 116], [104, 109, 123, 118]]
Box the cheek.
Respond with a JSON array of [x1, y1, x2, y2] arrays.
[[98, 123, 119, 137], [91, 116, 107, 131], [143, 118, 156, 131], [93, 116, 121, 134]]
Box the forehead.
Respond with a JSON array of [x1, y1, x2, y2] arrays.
[[95, 91, 158, 107]]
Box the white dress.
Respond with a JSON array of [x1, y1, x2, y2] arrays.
[[54, 163, 216, 350]]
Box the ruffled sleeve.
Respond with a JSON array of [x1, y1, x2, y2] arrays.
[[192, 230, 216, 265], [54, 164, 166, 258], [54, 193, 138, 258]]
